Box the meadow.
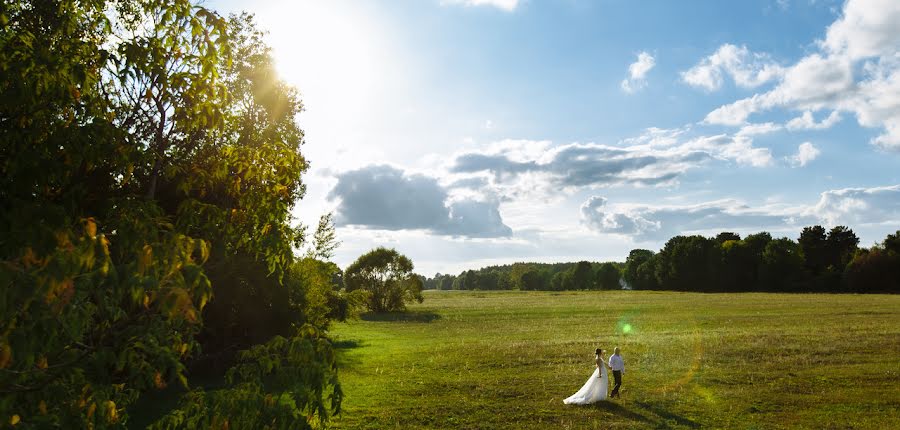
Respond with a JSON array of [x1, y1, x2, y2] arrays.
[[330, 290, 900, 429]]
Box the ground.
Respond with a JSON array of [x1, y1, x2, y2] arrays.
[[329, 290, 900, 429]]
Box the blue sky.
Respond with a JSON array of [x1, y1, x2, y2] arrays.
[[209, 0, 900, 275]]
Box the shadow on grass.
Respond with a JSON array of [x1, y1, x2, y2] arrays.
[[360, 310, 441, 323], [590, 401, 654, 424], [634, 400, 702, 429], [333, 338, 364, 349]]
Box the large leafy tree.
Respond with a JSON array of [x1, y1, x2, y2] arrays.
[[595, 262, 620, 290], [345, 248, 423, 312], [570, 261, 595, 290], [825, 226, 859, 270], [1, 1, 339, 427], [623, 249, 654, 289], [656, 235, 721, 292], [798, 225, 829, 275]]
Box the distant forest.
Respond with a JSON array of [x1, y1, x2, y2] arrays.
[[423, 226, 900, 294]]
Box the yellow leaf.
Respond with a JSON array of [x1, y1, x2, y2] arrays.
[[99, 235, 111, 255], [84, 218, 97, 238], [9, 415, 19, 425], [38, 401, 46, 415], [153, 371, 167, 389], [0, 343, 11, 369], [138, 245, 152, 275], [36, 356, 47, 370], [105, 401, 117, 422], [21, 247, 41, 269], [143, 294, 151, 309], [87, 403, 96, 419], [55, 231, 73, 250]]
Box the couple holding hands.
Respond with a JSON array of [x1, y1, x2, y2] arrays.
[[563, 346, 625, 405]]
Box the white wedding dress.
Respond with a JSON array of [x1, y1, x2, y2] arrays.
[[563, 363, 608, 404]]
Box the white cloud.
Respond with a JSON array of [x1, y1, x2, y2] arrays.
[[703, 0, 900, 150], [621, 52, 656, 93], [680, 134, 774, 167], [786, 110, 843, 130], [737, 122, 783, 137], [810, 184, 900, 226], [789, 142, 821, 167], [580, 196, 802, 240], [821, 0, 900, 60], [441, 0, 520, 12], [581, 184, 900, 240], [448, 131, 774, 199], [703, 93, 770, 125], [681, 44, 784, 91]]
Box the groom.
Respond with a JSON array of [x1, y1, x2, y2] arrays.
[[608, 347, 624, 398]]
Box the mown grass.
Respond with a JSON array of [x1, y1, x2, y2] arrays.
[[329, 290, 900, 429]]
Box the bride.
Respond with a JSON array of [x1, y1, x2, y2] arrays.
[[563, 348, 611, 405]]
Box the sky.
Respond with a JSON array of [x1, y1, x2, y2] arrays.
[[208, 0, 900, 276]]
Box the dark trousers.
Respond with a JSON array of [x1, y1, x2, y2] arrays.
[[611, 370, 622, 397]]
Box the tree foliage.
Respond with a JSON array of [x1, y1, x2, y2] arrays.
[[595, 263, 621, 290], [344, 248, 424, 312], [0, 1, 342, 427]]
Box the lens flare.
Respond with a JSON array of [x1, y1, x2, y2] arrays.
[[622, 323, 633, 334]]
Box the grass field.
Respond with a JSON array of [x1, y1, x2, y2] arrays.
[[329, 290, 900, 429]]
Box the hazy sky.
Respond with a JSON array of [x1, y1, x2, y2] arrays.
[[208, 0, 900, 276]]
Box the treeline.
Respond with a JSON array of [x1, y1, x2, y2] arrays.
[[624, 227, 900, 293], [426, 227, 900, 294], [424, 261, 624, 291]]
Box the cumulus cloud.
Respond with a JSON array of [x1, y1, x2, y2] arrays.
[[821, 0, 900, 60], [621, 52, 656, 93], [449, 132, 774, 198], [811, 184, 900, 226], [786, 110, 843, 130], [581, 184, 900, 240], [737, 122, 783, 137], [327, 165, 512, 237], [702, 0, 900, 149], [451, 141, 702, 195], [681, 44, 784, 91], [789, 142, 821, 167], [580, 196, 799, 240], [441, 0, 519, 12]]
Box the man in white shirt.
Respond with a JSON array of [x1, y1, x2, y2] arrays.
[[608, 347, 625, 398]]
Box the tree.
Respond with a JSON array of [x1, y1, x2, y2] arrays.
[[634, 256, 661, 290], [656, 235, 720, 292], [826, 225, 859, 270], [571, 261, 595, 289], [307, 213, 340, 260], [344, 247, 424, 312], [844, 249, 900, 293], [595, 263, 620, 290], [844, 230, 900, 294], [799, 225, 828, 275], [1, 3, 339, 427], [759, 238, 805, 292], [720, 239, 757, 291], [884, 230, 900, 255], [715, 232, 741, 243], [519, 268, 548, 291], [623, 249, 654, 289]]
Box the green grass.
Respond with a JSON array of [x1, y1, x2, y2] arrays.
[[329, 290, 900, 429]]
